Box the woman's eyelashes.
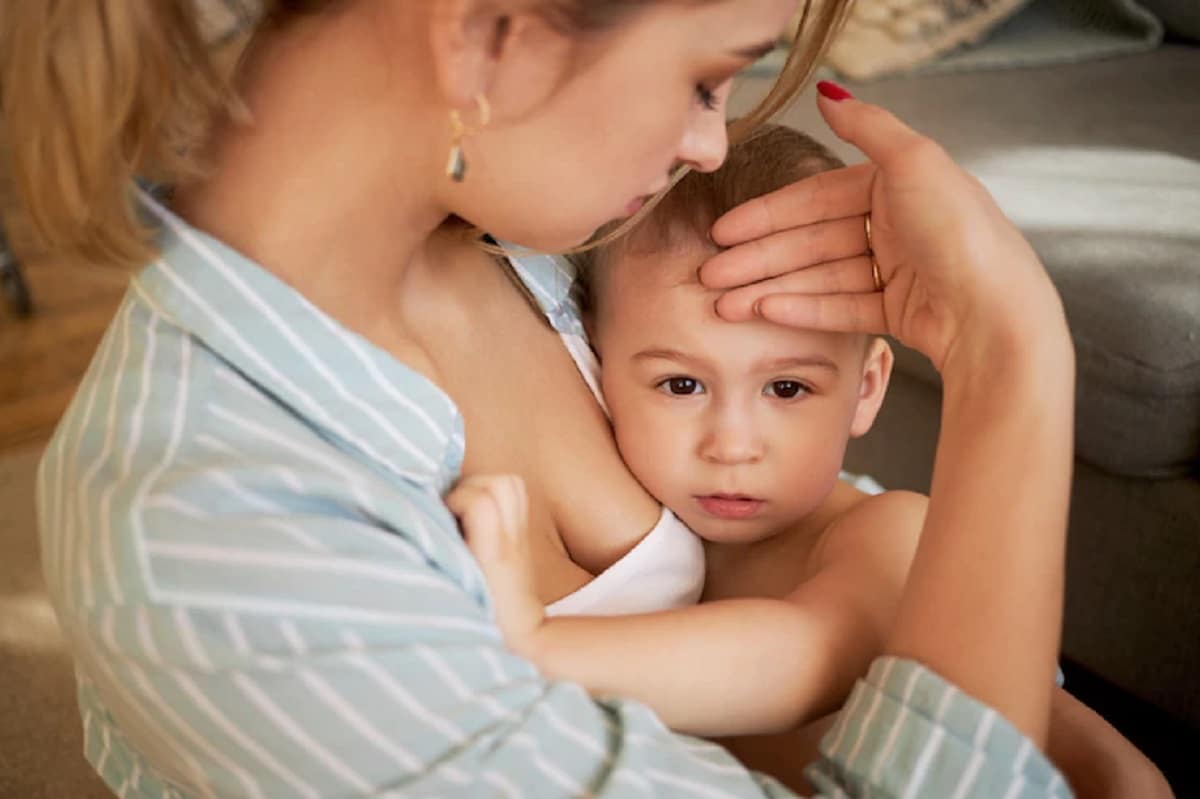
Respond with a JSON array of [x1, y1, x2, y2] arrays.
[[696, 73, 739, 110], [694, 76, 733, 111]]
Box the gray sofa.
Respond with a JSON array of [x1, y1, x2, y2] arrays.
[[738, 38, 1199, 791]]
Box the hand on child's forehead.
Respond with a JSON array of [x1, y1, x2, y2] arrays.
[[598, 239, 869, 369], [608, 238, 719, 303]]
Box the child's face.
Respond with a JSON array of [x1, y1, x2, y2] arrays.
[[592, 239, 891, 544]]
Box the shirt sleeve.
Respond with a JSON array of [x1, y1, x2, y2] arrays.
[[807, 658, 1074, 798], [84, 490, 796, 798], [80, 493, 1072, 799]]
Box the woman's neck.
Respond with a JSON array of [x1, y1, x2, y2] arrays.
[[174, 7, 452, 333]]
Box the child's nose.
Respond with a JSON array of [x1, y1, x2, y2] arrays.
[[699, 419, 765, 466]]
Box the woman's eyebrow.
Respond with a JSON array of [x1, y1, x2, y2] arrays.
[[731, 40, 778, 61]]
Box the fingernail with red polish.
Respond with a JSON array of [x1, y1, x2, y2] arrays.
[[817, 80, 853, 102]]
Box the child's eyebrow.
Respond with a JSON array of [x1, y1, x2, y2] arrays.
[[755, 355, 840, 375], [633, 348, 839, 375], [633, 348, 707, 367]]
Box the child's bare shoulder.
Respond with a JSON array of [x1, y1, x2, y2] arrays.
[[778, 488, 928, 645], [814, 489, 928, 577]]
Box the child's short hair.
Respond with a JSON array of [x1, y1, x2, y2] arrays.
[[577, 123, 845, 313]]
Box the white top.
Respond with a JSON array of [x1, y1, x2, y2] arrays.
[[544, 323, 706, 617]]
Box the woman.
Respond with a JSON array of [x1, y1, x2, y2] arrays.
[[6, 1, 1080, 796]]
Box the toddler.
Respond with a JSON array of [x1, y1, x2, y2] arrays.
[[449, 124, 1169, 798]]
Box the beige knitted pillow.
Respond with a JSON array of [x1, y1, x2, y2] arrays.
[[824, 0, 1033, 80]]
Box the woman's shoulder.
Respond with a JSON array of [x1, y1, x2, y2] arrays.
[[43, 290, 215, 474], [38, 291, 481, 614], [40, 281, 463, 542]]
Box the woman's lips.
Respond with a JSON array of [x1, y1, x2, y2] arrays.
[[695, 495, 764, 520], [624, 195, 648, 216]]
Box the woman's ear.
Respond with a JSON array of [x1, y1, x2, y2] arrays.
[[428, 0, 501, 111], [849, 337, 894, 438], [427, 0, 572, 121]]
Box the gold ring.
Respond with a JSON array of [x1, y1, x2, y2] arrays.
[[865, 214, 883, 292]]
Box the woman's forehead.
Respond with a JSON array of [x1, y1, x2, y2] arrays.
[[607, 0, 796, 58]]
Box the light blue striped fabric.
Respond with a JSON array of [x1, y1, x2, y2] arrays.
[[37, 196, 1072, 798]]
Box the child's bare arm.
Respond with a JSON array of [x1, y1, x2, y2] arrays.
[[1046, 688, 1173, 799], [780, 490, 928, 698], [449, 475, 926, 738]]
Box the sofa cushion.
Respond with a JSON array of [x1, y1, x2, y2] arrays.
[[823, 0, 1165, 81], [736, 45, 1200, 478], [1139, 0, 1200, 41], [824, 0, 1033, 81]]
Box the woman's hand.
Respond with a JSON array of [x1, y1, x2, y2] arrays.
[[701, 83, 1068, 375], [446, 474, 545, 657], [703, 85, 1076, 742]]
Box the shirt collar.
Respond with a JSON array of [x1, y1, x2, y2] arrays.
[[134, 193, 466, 492], [498, 244, 586, 337]]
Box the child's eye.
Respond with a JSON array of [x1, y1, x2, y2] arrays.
[[658, 377, 705, 396], [695, 83, 718, 111], [765, 380, 808, 399]]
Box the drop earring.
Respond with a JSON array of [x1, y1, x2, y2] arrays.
[[446, 94, 491, 183]]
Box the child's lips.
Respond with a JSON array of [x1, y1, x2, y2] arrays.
[[695, 495, 764, 520]]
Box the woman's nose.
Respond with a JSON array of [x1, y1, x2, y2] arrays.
[[678, 106, 728, 174]]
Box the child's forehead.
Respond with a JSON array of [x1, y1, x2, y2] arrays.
[[605, 236, 715, 298], [604, 244, 862, 361]]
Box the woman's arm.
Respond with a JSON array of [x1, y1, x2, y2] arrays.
[[889, 322, 1072, 746], [705, 87, 1074, 747]]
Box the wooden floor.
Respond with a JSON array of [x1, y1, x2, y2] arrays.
[[0, 258, 128, 452]]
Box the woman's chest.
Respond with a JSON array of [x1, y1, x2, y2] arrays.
[[402, 257, 660, 604]]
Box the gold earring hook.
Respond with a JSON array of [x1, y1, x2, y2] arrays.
[[446, 94, 491, 182]]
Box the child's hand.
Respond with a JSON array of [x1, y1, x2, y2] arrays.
[[446, 474, 545, 657]]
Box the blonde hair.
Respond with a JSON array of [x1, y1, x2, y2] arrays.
[[0, 2, 233, 268], [0, 0, 851, 269]]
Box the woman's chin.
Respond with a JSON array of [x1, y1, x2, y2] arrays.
[[486, 224, 598, 256]]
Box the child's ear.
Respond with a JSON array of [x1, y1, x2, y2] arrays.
[[849, 337, 894, 438]]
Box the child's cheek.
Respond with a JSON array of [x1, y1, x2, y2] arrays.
[[614, 403, 678, 498]]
